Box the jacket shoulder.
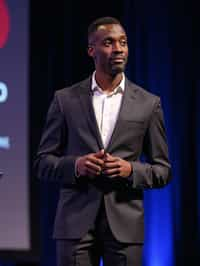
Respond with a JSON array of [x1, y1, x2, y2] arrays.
[[127, 79, 160, 103], [55, 77, 91, 98]]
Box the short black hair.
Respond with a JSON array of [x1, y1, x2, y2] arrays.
[[88, 17, 122, 42]]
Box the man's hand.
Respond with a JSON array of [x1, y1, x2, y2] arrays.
[[103, 153, 132, 178], [76, 149, 105, 178]]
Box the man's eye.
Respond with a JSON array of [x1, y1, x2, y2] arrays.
[[120, 40, 127, 46], [103, 40, 112, 46]]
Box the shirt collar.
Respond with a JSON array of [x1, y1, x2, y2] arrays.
[[91, 71, 125, 94]]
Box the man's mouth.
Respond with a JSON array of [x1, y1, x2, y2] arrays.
[[110, 57, 125, 64]]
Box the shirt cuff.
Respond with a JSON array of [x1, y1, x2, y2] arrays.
[[74, 157, 81, 178], [125, 162, 133, 185]]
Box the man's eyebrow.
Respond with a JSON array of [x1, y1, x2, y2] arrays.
[[102, 35, 127, 41], [103, 37, 113, 40]]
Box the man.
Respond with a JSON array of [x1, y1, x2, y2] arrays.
[[34, 17, 172, 266]]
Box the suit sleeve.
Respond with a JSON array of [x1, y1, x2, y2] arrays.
[[130, 98, 172, 189], [34, 92, 77, 185]]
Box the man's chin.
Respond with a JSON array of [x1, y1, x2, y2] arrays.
[[110, 65, 125, 76]]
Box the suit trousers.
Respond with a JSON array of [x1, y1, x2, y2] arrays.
[[56, 201, 143, 266]]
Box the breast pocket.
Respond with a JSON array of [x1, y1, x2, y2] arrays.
[[119, 119, 146, 151], [124, 119, 145, 134]]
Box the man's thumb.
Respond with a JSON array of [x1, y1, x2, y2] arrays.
[[95, 149, 105, 158]]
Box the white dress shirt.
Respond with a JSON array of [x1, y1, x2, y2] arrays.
[[91, 72, 125, 149], [75, 72, 125, 177]]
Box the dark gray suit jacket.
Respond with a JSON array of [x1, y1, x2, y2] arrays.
[[34, 76, 172, 243]]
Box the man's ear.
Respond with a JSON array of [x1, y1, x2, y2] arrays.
[[87, 45, 94, 58]]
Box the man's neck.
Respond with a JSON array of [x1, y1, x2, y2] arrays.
[[95, 71, 123, 93]]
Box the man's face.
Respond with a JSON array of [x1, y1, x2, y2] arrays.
[[88, 24, 128, 76]]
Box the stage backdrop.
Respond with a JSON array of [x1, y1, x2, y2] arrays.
[[0, 0, 30, 251], [1, 0, 198, 266], [29, 1, 199, 266]]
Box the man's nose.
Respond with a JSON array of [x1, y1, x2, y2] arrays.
[[112, 41, 123, 52]]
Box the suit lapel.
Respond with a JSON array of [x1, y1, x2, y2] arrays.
[[78, 77, 104, 150], [106, 78, 137, 152], [76, 77, 138, 152]]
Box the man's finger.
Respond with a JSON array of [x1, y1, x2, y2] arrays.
[[104, 161, 120, 169], [88, 156, 104, 166], [85, 160, 102, 172], [104, 153, 119, 162], [103, 168, 120, 175], [86, 168, 101, 177], [95, 149, 105, 158]]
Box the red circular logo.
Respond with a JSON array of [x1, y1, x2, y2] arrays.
[[0, 0, 10, 48]]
